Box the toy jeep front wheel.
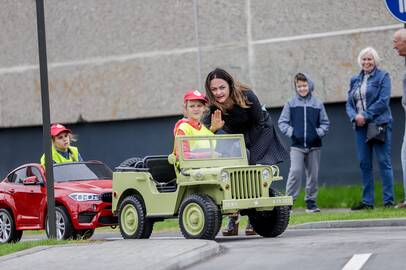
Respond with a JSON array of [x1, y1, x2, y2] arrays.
[[179, 194, 221, 240], [119, 195, 153, 239], [249, 188, 290, 237]]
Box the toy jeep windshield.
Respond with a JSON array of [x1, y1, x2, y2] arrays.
[[112, 134, 292, 240]]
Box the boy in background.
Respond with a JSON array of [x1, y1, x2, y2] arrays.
[[278, 73, 330, 213]]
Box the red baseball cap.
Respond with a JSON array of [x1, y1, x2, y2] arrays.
[[183, 90, 207, 104], [50, 123, 72, 137]]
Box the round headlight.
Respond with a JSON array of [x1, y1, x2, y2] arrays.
[[221, 171, 229, 182], [194, 172, 203, 180], [262, 169, 271, 180]]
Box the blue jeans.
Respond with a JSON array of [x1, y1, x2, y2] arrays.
[[401, 128, 406, 202], [355, 123, 394, 205]]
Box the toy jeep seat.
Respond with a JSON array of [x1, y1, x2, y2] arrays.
[[143, 156, 177, 192]]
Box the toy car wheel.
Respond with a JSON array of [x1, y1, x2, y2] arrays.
[[207, 196, 222, 239], [140, 219, 154, 239], [249, 188, 290, 238], [179, 194, 220, 240], [46, 206, 74, 240], [0, 208, 22, 243], [119, 195, 150, 239]]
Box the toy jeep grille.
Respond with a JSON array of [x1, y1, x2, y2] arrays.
[[230, 169, 263, 199]]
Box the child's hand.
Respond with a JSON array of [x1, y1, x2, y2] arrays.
[[210, 110, 224, 133]]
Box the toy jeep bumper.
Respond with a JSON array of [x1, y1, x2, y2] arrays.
[[222, 196, 293, 212]]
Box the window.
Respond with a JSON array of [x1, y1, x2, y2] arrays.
[[8, 168, 28, 184], [30, 167, 44, 183]]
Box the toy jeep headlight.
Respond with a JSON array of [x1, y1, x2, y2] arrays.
[[220, 171, 229, 182], [262, 169, 271, 181], [192, 172, 204, 180]]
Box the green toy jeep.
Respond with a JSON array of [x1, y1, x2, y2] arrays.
[[112, 134, 292, 240]]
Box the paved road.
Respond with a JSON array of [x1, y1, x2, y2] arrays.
[[18, 225, 406, 270], [189, 227, 406, 270]]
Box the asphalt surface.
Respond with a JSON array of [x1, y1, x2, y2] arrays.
[[2, 216, 406, 270]]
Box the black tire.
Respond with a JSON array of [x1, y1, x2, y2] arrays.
[[141, 219, 154, 239], [73, 229, 95, 240], [46, 206, 74, 240], [0, 208, 22, 243], [249, 188, 290, 238], [208, 196, 222, 239], [119, 157, 143, 168], [179, 194, 220, 240], [118, 195, 150, 239]]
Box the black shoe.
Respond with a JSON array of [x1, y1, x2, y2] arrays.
[[351, 203, 374, 210], [384, 202, 394, 208]]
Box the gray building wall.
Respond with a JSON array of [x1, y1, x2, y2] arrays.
[[0, 0, 403, 127]]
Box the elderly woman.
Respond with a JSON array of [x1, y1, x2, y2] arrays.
[[346, 47, 394, 210]]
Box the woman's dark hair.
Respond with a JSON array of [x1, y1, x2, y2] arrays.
[[204, 68, 250, 112]]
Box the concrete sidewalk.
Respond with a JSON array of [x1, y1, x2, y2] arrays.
[[0, 239, 220, 270]]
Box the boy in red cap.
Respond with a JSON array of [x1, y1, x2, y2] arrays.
[[173, 90, 224, 157], [40, 123, 83, 167]]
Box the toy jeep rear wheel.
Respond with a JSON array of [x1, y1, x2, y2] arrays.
[[179, 194, 220, 240], [249, 188, 290, 237], [119, 157, 143, 168], [119, 195, 152, 239]]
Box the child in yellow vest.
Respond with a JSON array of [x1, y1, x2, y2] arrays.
[[173, 90, 223, 158], [40, 123, 83, 167]]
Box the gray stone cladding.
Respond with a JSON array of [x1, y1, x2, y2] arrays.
[[0, 0, 401, 127]]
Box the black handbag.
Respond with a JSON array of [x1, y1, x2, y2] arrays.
[[366, 123, 386, 143]]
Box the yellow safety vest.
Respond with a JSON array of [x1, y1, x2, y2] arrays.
[[176, 122, 213, 152], [40, 146, 80, 167]]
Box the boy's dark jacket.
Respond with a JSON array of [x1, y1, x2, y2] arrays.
[[278, 74, 330, 148]]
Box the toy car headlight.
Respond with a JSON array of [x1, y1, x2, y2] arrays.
[[69, 193, 100, 202], [262, 169, 271, 180], [220, 171, 229, 182], [193, 172, 204, 181]]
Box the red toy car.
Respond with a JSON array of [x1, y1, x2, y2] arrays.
[[0, 161, 117, 243]]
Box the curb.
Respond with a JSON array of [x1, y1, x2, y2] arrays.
[[0, 246, 52, 262], [158, 240, 220, 270], [290, 218, 406, 229]]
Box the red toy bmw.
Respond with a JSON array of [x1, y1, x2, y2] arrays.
[[0, 161, 117, 243]]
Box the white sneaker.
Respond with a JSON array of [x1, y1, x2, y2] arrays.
[[305, 207, 321, 213], [395, 201, 406, 209]]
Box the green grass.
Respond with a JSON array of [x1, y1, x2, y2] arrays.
[[0, 239, 88, 257], [292, 182, 405, 208], [289, 208, 406, 225]]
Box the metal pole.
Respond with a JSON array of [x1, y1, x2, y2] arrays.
[[35, 0, 56, 239], [192, 0, 202, 89]]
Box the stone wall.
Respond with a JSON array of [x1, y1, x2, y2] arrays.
[[0, 0, 402, 127]]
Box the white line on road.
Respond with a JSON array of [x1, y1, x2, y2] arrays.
[[342, 253, 372, 270]]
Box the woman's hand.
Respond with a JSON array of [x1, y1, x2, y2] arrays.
[[355, 114, 366, 126], [210, 109, 224, 133]]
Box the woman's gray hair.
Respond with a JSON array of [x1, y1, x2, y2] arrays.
[[357, 47, 381, 68]]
